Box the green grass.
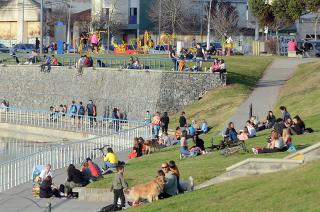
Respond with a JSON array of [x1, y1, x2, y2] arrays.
[[131, 160, 320, 212], [88, 56, 275, 189], [128, 61, 320, 211]]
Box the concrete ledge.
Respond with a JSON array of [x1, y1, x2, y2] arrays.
[[285, 142, 320, 159], [226, 158, 304, 172], [73, 187, 115, 202], [284, 142, 320, 162]]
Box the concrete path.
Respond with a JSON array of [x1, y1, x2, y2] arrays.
[[0, 149, 130, 212], [226, 58, 316, 131]]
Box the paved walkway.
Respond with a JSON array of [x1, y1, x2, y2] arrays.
[[226, 58, 316, 131], [0, 149, 130, 212]]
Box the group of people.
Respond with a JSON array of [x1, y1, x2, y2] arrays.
[[0, 99, 9, 112], [126, 57, 142, 69], [176, 112, 208, 158], [222, 105, 312, 155], [76, 55, 94, 75], [145, 111, 170, 139], [48, 100, 97, 127], [40, 54, 61, 72]]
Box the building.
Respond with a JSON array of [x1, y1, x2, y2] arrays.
[[0, 0, 41, 46], [0, 0, 91, 46]]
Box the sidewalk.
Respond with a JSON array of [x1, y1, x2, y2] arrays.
[[225, 58, 316, 131], [0, 149, 130, 212]]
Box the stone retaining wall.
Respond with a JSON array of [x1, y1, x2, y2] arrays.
[[0, 65, 225, 119]]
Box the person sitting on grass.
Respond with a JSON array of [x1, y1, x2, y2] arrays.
[[132, 57, 140, 69], [175, 127, 182, 141], [224, 122, 238, 143], [246, 120, 256, 138], [200, 120, 208, 134], [128, 137, 142, 159], [103, 147, 119, 171], [263, 111, 276, 129], [273, 118, 286, 136], [282, 128, 292, 146], [86, 158, 102, 180], [291, 115, 305, 135], [168, 160, 183, 193], [159, 162, 177, 199], [252, 130, 287, 154], [280, 106, 291, 122], [110, 165, 128, 210], [237, 127, 249, 141], [126, 57, 134, 69], [194, 134, 205, 151]]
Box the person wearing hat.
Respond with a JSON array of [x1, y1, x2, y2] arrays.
[[103, 148, 119, 170]]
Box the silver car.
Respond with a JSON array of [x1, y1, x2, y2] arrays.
[[14, 44, 36, 53], [0, 43, 10, 53]]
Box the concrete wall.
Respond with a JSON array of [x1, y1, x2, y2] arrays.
[[0, 66, 225, 120]]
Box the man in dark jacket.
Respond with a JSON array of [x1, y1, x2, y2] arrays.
[[160, 112, 170, 134], [179, 111, 187, 132]]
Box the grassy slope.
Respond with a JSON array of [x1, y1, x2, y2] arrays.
[[89, 56, 274, 189], [130, 61, 320, 211]]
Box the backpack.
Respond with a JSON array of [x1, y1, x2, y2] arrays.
[[79, 105, 85, 115], [87, 104, 94, 115], [71, 104, 77, 114]]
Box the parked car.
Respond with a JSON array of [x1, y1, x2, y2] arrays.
[[154, 45, 174, 51], [14, 44, 36, 53], [0, 43, 10, 53]]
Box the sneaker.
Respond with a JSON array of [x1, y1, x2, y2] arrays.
[[189, 176, 194, 191], [252, 148, 258, 155]]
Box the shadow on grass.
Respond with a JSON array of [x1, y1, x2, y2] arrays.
[[296, 144, 311, 150], [227, 71, 260, 89]]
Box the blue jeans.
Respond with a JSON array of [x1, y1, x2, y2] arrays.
[[180, 146, 190, 156], [153, 125, 160, 138], [104, 162, 118, 170]]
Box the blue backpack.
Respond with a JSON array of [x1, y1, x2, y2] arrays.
[[71, 104, 77, 113], [79, 105, 85, 115]]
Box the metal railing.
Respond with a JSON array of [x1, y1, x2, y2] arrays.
[[0, 106, 145, 135], [0, 54, 213, 71], [0, 124, 152, 192]]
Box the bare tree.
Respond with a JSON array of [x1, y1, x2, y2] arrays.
[[149, 0, 195, 36], [209, 3, 239, 39], [91, 0, 122, 52], [49, 4, 69, 24]]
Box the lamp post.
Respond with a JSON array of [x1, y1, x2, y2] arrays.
[[206, 0, 213, 50], [158, 0, 162, 44], [67, 0, 72, 53], [40, 0, 43, 54]]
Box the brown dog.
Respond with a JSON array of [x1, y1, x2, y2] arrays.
[[128, 175, 165, 204], [144, 139, 161, 154]]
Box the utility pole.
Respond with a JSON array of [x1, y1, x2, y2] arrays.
[[67, 0, 72, 53], [22, 0, 24, 43], [200, 0, 204, 42], [206, 0, 213, 50], [40, 0, 43, 54], [158, 0, 162, 44]]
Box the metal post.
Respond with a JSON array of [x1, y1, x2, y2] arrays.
[[22, 0, 25, 43], [158, 0, 161, 44], [67, 0, 73, 54], [249, 103, 253, 119], [40, 0, 43, 54], [206, 0, 213, 50], [46, 202, 51, 212]]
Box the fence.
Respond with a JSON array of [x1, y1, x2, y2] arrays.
[[0, 124, 152, 192], [0, 54, 210, 71], [0, 106, 144, 135]]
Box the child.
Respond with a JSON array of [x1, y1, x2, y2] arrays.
[[110, 165, 128, 210]]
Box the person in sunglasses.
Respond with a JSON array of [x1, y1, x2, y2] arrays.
[[158, 162, 177, 199]]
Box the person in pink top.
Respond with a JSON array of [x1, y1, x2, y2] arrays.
[[90, 33, 99, 53], [288, 39, 297, 51]]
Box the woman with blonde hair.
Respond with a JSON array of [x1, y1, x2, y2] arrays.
[[252, 130, 287, 154], [282, 128, 292, 146]]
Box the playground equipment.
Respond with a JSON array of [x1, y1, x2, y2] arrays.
[[77, 31, 108, 54]]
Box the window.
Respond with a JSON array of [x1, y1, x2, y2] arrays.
[[130, 8, 137, 16]]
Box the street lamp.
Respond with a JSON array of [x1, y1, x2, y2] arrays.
[[40, 0, 43, 54], [206, 0, 213, 50], [67, 0, 72, 54]]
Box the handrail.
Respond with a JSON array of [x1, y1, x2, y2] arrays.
[[0, 106, 146, 135], [0, 124, 152, 192]]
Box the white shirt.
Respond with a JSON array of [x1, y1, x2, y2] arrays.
[[39, 169, 52, 181], [247, 125, 256, 137]]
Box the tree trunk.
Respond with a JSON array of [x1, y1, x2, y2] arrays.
[[107, 25, 110, 54], [314, 14, 319, 41]]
